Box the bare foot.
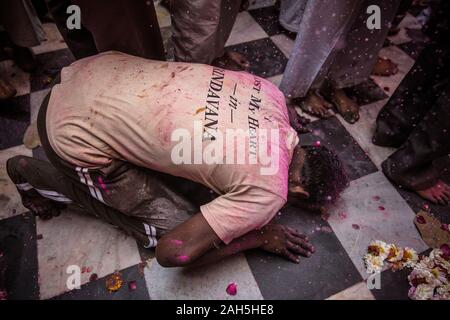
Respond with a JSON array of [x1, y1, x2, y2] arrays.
[[23, 121, 41, 149], [297, 91, 333, 119], [0, 78, 16, 100], [416, 180, 450, 206], [329, 87, 360, 124], [212, 51, 250, 71], [286, 104, 310, 133], [371, 57, 399, 76], [21, 192, 64, 220]]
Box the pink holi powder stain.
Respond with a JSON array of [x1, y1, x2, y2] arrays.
[[170, 239, 183, 246], [352, 224, 360, 230], [338, 212, 347, 220], [378, 206, 385, 211], [128, 281, 137, 291], [177, 255, 189, 262], [372, 196, 381, 201], [226, 282, 237, 296], [416, 215, 426, 224], [97, 177, 107, 191]]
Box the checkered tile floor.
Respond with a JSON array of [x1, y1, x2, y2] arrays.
[[1, 1, 447, 300]]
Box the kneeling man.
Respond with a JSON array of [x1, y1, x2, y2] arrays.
[[7, 51, 348, 267]]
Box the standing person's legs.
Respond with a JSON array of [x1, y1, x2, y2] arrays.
[[45, 0, 98, 59], [382, 81, 450, 205], [72, 0, 166, 60], [324, 0, 401, 124], [279, 0, 362, 121], [373, 43, 450, 147], [0, 0, 46, 72], [171, 0, 245, 68]]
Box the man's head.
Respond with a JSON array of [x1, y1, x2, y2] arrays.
[[288, 145, 348, 209]]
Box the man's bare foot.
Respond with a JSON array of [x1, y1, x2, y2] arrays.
[[286, 104, 310, 133], [21, 192, 64, 220], [416, 180, 450, 206], [23, 121, 41, 149], [329, 87, 359, 124], [212, 51, 250, 71], [371, 57, 399, 76], [0, 78, 16, 100], [297, 91, 333, 119]]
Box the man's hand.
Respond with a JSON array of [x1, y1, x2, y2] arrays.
[[259, 224, 315, 263]]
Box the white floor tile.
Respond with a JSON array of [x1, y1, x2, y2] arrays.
[[145, 254, 263, 299], [30, 89, 51, 123], [226, 11, 268, 46], [326, 281, 375, 300], [155, 2, 172, 28], [371, 46, 415, 98], [31, 23, 68, 56], [0, 145, 32, 220], [36, 206, 141, 299], [328, 171, 428, 279], [270, 34, 294, 58]]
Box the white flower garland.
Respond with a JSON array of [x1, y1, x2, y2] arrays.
[[364, 240, 450, 300]]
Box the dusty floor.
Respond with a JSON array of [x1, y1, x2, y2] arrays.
[[0, 1, 448, 300]]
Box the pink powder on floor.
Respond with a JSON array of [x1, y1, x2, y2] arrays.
[[226, 282, 237, 296], [372, 196, 381, 201], [338, 212, 347, 220], [378, 206, 385, 211], [128, 281, 137, 291], [416, 215, 426, 224]]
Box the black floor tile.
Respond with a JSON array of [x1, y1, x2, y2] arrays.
[[398, 40, 427, 60], [345, 78, 389, 106], [301, 116, 378, 182], [30, 49, 74, 92], [226, 38, 288, 78], [371, 268, 411, 300], [248, 5, 290, 37], [0, 94, 30, 150], [249, 5, 297, 39], [53, 263, 149, 300], [371, 249, 433, 300], [0, 212, 39, 300], [246, 206, 362, 299]]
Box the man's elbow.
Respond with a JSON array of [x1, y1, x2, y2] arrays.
[[155, 242, 194, 268]]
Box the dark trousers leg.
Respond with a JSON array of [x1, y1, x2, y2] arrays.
[[45, 0, 98, 59], [373, 43, 450, 147], [382, 81, 450, 190], [73, 0, 166, 60], [6, 155, 160, 247]]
